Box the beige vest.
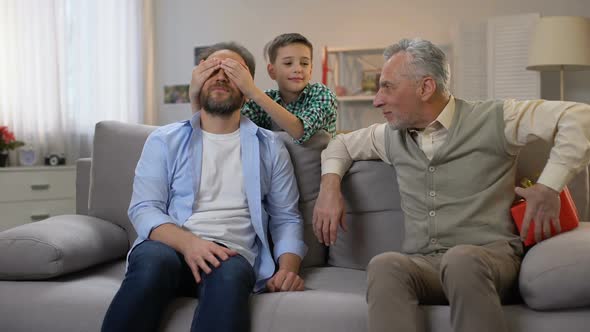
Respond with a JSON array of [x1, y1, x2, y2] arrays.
[[384, 98, 522, 255]]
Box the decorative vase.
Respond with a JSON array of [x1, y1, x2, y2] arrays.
[[0, 150, 8, 167]]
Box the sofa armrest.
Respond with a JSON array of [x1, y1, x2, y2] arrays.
[[519, 222, 590, 310], [0, 215, 128, 280], [76, 158, 92, 215]]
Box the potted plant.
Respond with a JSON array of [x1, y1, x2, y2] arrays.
[[0, 126, 25, 167]]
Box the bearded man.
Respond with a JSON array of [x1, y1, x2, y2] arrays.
[[102, 42, 307, 332]]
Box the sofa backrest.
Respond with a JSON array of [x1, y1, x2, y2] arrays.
[[275, 131, 330, 268], [328, 160, 404, 269], [88, 121, 157, 246]]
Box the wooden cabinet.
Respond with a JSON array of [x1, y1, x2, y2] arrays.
[[0, 166, 75, 231]]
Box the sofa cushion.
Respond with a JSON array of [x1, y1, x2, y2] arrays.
[[89, 121, 157, 246], [277, 131, 330, 267], [0, 259, 125, 332], [329, 160, 404, 269], [302, 266, 367, 295], [519, 222, 590, 310], [0, 215, 128, 280]]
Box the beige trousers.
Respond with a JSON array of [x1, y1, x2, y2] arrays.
[[366, 241, 522, 332]]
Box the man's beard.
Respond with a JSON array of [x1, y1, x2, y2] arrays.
[[200, 84, 244, 117]]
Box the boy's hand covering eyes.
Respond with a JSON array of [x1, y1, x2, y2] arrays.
[[219, 58, 258, 99]]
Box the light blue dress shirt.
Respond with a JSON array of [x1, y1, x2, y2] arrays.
[[128, 112, 307, 292]]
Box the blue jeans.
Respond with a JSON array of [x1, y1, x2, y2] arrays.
[[101, 240, 255, 332]]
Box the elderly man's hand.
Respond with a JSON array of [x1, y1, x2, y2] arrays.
[[312, 174, 347, 246], [514, 183, 561, 243], [189, 58, 221, 113]]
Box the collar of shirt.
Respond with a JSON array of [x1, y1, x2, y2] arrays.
[[408, 95, 456, 135], [189, 111, 259, 137], [436, 95, 455, 131]]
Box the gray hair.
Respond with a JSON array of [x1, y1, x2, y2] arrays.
[[383, 38, 450, 95]]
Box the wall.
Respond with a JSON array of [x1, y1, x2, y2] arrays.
[[154, 0, 590, 124]]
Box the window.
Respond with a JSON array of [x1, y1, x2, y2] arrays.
[[0, 0, 152, 163]]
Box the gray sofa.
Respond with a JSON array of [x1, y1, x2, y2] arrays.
[[1, 120, 590, 332]]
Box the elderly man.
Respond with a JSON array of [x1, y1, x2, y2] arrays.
[[313, 38, 590, 332], [102, 42, 307, 332]]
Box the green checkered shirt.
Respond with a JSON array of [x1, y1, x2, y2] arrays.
[[241, 82, 337, 144]]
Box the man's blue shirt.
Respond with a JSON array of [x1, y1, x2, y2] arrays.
[[128, 112, 307, 292]]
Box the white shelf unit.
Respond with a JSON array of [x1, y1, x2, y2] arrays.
[[323, 47, 386, 132]]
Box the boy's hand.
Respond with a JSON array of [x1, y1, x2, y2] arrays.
[[220, 58, 259, 99], [189, 58, 221, 113], [266, 269, 305, 292]]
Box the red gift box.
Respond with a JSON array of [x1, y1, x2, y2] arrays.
[[511, 186, 580, 246]]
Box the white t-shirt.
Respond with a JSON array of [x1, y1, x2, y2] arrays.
[[183, 128, 258, 266]]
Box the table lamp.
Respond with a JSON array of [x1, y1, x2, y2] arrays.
[[526, 16, 590, 101]]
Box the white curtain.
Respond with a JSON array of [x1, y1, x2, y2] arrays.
[[0, 0, 150, 164]]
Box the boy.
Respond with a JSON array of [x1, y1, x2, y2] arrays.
[[189, 33, 337, 144]]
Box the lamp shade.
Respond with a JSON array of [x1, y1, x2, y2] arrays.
[[527, 16, 590, 71]]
